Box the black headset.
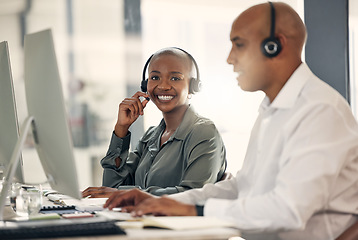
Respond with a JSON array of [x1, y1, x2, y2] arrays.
[[140, 47, 201, 94], [261, 1, 282, 58]]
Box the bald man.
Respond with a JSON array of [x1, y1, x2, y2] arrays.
[[103, 2, 358, 239]]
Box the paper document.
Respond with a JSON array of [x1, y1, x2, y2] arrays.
[[46, 193, 72, 202], [62, 198, 108, 212], [95, 210, 137, 221], [117, 216, 235, 230]]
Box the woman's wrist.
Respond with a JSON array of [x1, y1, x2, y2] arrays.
[[114, 124, 129, 138]]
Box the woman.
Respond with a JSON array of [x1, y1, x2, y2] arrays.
[[83, 47, 226, 197]]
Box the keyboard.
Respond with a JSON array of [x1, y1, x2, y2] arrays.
[[40, 205, 78, 215], [0, 220, 126, 239]]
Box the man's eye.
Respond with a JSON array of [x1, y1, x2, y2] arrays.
[[235, 43, 244, 48], [150, 76, 159, 80]]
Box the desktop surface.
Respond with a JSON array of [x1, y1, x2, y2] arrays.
[[55, 228, 241, 240], [1, 204, 240, 240], [1, 188, 240, 240]]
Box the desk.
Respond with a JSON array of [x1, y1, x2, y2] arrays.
[[54, 228, 241, 240], [2, 205, 241, 240]]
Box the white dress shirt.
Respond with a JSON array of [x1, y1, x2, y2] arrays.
[[170, 63, 358, 240]]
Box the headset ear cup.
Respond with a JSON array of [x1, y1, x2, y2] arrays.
[[189, 78, 201, 94], [141, 54, 153, 92], [261, 37, 282, 58], [141, 78, 148, 92]]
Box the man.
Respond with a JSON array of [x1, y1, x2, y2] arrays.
[[103, 2, 358, 239]]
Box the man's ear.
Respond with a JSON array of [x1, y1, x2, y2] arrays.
[[275, 33, 287, 57]]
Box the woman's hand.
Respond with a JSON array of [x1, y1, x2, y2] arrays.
[[115, 91, 150, 138], [130, 196, 197, 217], [82, 186, 118, 198]]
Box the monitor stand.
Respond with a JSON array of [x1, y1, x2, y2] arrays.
[[0, 116, 34, 221]]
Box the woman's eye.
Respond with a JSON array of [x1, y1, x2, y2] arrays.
[[150, 76, 159, 80], [235, 43, 244, 48], [171, 76, 182, 81]]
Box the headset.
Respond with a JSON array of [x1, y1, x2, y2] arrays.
[[261, 1, 282, 58], [140, 47, 201, 94]]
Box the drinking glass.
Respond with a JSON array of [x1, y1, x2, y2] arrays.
[[15, 188, 42, 217]]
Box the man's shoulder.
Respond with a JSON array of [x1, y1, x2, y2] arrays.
[[301, 76, 348, 109]]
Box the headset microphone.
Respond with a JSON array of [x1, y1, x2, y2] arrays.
[[261, 1, 282, 58]]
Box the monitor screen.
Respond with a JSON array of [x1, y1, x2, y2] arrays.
[[0, 41, 24, 183], [24, 29, 81, 199]]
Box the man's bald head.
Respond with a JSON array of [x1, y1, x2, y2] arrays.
[[233, 2, 306, 59], [227, 2, 307, 102]]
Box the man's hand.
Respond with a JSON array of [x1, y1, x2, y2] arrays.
[[104, 188, 154, 210], [103, 188, 197, 217]]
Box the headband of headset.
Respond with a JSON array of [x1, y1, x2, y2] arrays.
[[261, 1, 282, 58]]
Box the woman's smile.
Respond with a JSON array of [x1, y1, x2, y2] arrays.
[[157, 95, 175, 101]]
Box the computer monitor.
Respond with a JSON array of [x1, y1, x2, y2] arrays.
[[0, 29, 81, 220], [23, 29, 81, 200], [0, 41, 24, 183]]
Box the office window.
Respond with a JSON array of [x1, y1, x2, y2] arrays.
[[124, 0, 141, 34]]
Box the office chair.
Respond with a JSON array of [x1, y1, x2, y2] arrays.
[[220, 172, 234, 181]]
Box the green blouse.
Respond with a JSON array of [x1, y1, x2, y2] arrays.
[[101, 106, 227, 196]]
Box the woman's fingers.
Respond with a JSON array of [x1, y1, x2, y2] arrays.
[[82, 187, 117, 198], [118, 91, 150, 122], [131, 197, 197, 217]]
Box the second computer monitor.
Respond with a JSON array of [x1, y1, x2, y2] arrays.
[[24, 29, 81, 199], [0, 41, 24, 183]]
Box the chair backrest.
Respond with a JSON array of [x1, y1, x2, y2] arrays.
[[336, 221, 358, 240], [220, 172, 234, 181]]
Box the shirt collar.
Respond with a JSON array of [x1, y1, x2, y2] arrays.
[[151, 105, 198, 142], [259, 63, 311, 113], [170, 105, 198, 141]]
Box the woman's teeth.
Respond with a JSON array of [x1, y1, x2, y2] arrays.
[[158, 95, 174, 100]]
